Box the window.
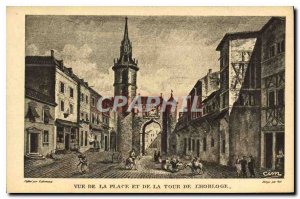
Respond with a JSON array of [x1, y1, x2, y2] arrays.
[[269, 45, 276, 58], [80, 131, 84, 146], [60, 100, 64, 111], [81, 112, 84, 120], [222, 139, 226, 153], [60, 82, 65, 93], [69, 87, 74, 98], [277, 40, 285, 54], [43, 130, 49, 143], [70, 104, 73, 114], [203, 138, 207, 151], [57, 127, 64, 143], [211, 138, 215, 147], [86, 113, 89, 122], [85, 131, 88, 146], [268, 91, 275, 107], [184, 138, 187, 154], [277, 89, 284, 106], [92, 113, 95, 124], [188, 138, 191, 151], [192, 139, 195, 151], [43, 108, 52, 124], [92, 97, 95, 107], [81, 93, 84, 102], [97, 114, 100, 124], [86, 95, 89, 104]]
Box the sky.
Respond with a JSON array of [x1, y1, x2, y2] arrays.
[[25, 15, 271, 97]]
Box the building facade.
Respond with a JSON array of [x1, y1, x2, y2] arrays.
[[54, 56, 80, 152], [26, 51, 81, 153], [24, 65, 57, 158], [216, 31, 261, 166], [77, 79, 91, 153], [89, 88, 103, 151], [172, 69, 220, 161], [260, 17, 285, 169]]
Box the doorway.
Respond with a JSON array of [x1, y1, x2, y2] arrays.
[[30, 133, 39, 153], [196, 139, 200, 157], [65, 134, 70, 150], [104, 136, 108, 151], [265, 133, 273, 168], [276, 132, 284, 154]]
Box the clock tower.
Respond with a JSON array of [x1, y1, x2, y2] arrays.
[[113, 17, 139, 113]]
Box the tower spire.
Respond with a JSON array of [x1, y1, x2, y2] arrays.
[[123, 16, 129, 42]]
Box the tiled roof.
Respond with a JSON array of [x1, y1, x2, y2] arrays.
[[25, 56, 60, 66], [25, 87, 56, 106], [201, 90, 220, 104]]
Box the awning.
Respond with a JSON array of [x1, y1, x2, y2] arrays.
[[90, 123, 103, 131], [25, 106, 40, 118], [55, 119, 81, 128]]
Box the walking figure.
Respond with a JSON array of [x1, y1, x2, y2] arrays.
[[241, 156, 248, 178], [235, 155, 242, 177], [77, 154, 88, 174], [248, 155, 255, 177], [154, 150, 158, 162]]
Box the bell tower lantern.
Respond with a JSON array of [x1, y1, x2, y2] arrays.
[[113, 17, 139, 108]]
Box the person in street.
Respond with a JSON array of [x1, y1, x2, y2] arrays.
[[235, 155, 242, 177], [129, 149, 136, 161], [77, 154, 88, 174], [154, 150, 158, 162], [187, 157, 203, 175], [126, 149, 137, 170], [248, 155, 255, 177], [157, 151, 161, 161], [240, 156, 248, 178], [170, 156, 180, 173], [276, 149, 284, 171]]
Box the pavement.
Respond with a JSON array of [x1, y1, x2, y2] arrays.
[[25, 151, 267, 178]]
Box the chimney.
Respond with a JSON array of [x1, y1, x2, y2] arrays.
[[51, 50, 54, 58]]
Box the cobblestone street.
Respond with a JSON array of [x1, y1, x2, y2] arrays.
[[24, 151, 267, 179]]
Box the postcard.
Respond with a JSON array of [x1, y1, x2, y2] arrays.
[[7, 6, 294, 193]]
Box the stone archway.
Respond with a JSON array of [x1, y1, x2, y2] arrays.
[[140, 119, 162, 155]]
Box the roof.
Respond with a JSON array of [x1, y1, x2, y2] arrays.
[[260, 17, 286, 33], [25, 56, 59, 66], [214, 108, 229, 120], [201, 90, 220, 104], [188, 80, 202, 96], [25, 87, 56, 106], [89, 87, 102, 98], [216, 31, 259, 51]]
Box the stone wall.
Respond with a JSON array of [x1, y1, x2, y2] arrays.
[[116, 113, 133, 156], [229, 107, 261, 167]]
